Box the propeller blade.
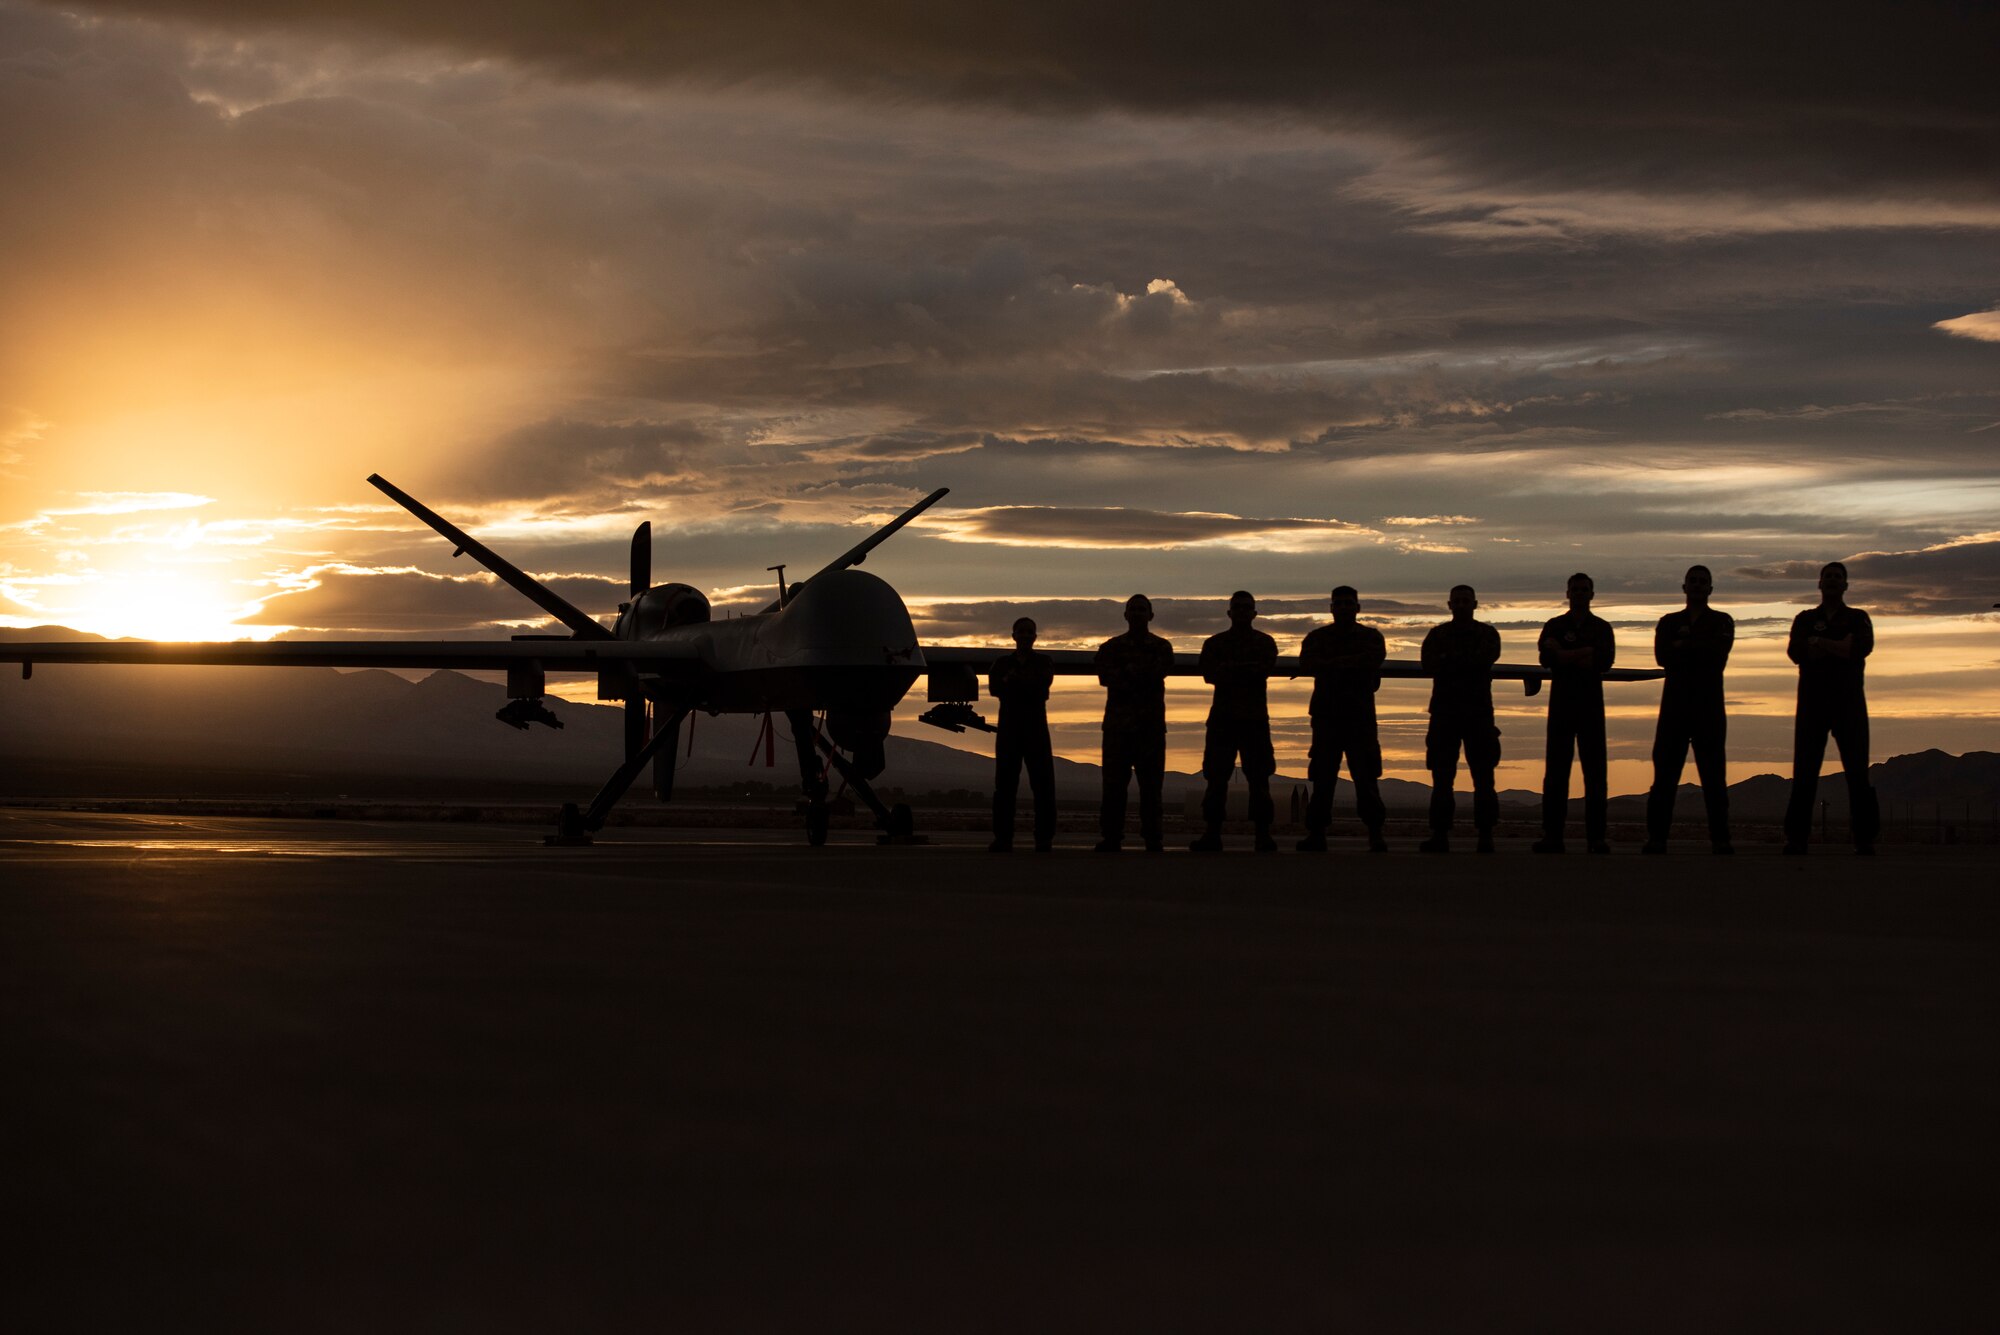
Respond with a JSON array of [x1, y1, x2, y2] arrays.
[[760, 487, 949, 613], [368, 474, 614, 641], [631, 521, 651, 598]]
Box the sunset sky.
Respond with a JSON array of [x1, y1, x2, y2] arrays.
[[3, 0, 1997, 792]]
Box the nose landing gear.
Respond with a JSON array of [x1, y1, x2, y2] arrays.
[[786, 709, 927, 846]]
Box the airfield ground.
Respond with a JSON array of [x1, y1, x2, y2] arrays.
[[2, 808, 1994, 1331]]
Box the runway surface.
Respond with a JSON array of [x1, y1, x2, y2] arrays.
[[4, 808, 1995, 1331]]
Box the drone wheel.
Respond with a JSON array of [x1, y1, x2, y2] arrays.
[[886, 802, 915, 839], [806, 804, 829, 847]]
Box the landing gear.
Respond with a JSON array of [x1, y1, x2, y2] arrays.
[[786, 709, 927, 846], [548, 801, 592, 846], [546, 704, 689, 846]]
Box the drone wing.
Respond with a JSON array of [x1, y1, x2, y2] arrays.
[[369, 474, 615, 641], [760, 488, 950, 614], [921, 646, 1662, 687]]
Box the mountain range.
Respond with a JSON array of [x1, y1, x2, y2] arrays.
[[4, 627, 1996, 823]]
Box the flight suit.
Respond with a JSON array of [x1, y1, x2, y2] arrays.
[[990, 649, 1056, 851], [1095, 630, 1175, 848], [1198, 624, 1280, 832], [1538, 610, 1617, 846], [1299, 620, 1388, 836], [1646, 607, 1734, 845], [1783, 605, 1878, 848], [1421, 620, 1502, 839]]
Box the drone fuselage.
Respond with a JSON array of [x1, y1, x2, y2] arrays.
[[622, 566, 925, 718]]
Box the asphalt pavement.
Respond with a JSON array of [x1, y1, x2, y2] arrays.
[[4, 808, 1995, 1331]]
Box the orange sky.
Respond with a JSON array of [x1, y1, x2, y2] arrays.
[[2, 1, 1996, 794]]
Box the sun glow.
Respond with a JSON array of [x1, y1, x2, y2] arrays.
[[1, 567, 281, 642]]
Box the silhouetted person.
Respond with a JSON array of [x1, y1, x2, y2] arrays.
[[1783, 562, 1878, 855], [1192, 591, 1279, 852], [1534, 572, 1616, 854], [989, 617, 1056, 854], [1297, 585, 1389, 852], [1420, 585, 1501, 854], [1095, 595, 1174, 852], [1644, 565, 1734, 854]]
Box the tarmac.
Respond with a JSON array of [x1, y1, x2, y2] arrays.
[[3, 807, 1995, 1331]]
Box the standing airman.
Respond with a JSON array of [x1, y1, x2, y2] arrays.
[[1297, 585, 1389, 852], [1783, 562, 1878, 855], [989, 616, 1056, 853], [1419, 586, 1502, 854], [1191, 591, 1279, 852], [1094, 595, 1174, 853], [1644, 565, 1734, 854], [1535, 573, 1616, 854]]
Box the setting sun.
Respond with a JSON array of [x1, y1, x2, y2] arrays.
[[2, 566, 279, 643]]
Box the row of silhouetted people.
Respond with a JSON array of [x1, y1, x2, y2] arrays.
[[987, 562, 1877, 854]]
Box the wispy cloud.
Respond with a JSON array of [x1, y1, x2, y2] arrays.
[[923, 506, 1374, 550], [1934, 309, 2000, 343], [43, 492, 216, 517]]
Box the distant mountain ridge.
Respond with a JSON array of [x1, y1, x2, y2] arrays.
[[3, 627, 1994, 816]]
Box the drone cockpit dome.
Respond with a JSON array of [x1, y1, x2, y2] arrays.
[[630, 582, 711, 637]]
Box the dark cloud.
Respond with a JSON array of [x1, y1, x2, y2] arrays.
[[243, 566, 625, 630], [1734, 561, 1824, 582], [75, 1, 2000, 198], [1738, 538, 2000, 615], [1844, 538, 2000, 615], [457, 419, 719, 502]]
